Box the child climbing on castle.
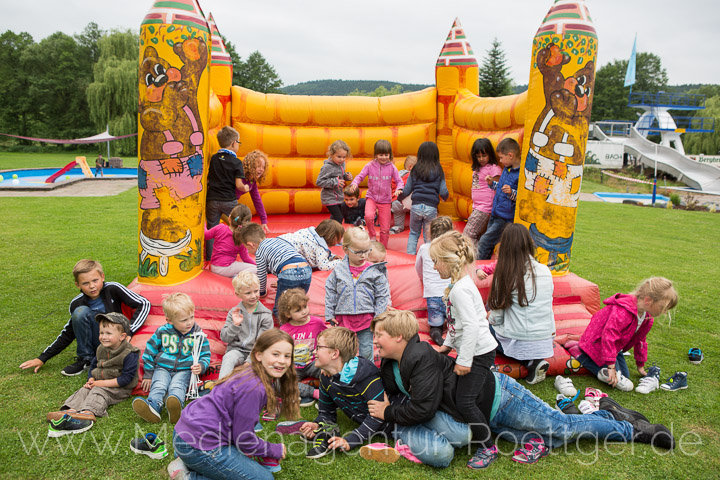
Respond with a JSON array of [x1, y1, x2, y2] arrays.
[[463, 138, 502, 244], [237, 150, 271, 233], [317, 140, 353, 224], [205, 204, 256, 277], [348, 140, 403, 248], [431, 231, 499, 469]]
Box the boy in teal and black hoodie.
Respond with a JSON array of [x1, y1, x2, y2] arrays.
[[132, 293, 210, 424]]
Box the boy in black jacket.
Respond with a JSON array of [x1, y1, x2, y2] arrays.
[[19, 259, 150, 376], [297, 327, 393, 459]]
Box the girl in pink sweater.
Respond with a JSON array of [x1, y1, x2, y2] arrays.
[[205, 204, 256, 277], [577, 277, 678, 392], [463, 138, 502, 244], [349, 140, 403, 247]]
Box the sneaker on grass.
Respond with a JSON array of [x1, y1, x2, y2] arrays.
[[597, 368, 634, 392], [133, 397, 162, 423], [524, 360, 550, 385], [360, 443, 401, 463], [467, 445, 499, 469], [130, 433, 168, 459], [47, 414, 93, 437], [636, 364, 661, 394], [61, 357, 90, 376], [306, 423, 339, 459], [257, 456, 281, 473], [275, 420, 306, 436], [688, 348, 704, 365], [660, 371, 688, 391], [554, 375, 577, 397], [555, 394, 580, 415]]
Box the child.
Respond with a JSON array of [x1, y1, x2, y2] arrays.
[[476, 137, 521, 260], [325, 227, 390, 360], [46, 313, 140, 436], [368, 241, 386, 264], [431, 231, 499, 469], [280, 219, 344, 271], [390, 155, 417, 234], [278, 288, 327, 405], [133, 293, 210, 424], [349, 139, 403, 247], [169, 329, 299, 479], [316, 140, 353, 224], [297, 327, 393, 458], [94, 154, 104, 178], [239, 222, 312, 320], [487, 224, 555, 384], [219, 271, 274, 379], [463, 138, 502, 244], [206, 126, 247, 229], [341, 185, 367, 226], [398, 142, 449, 254], [19, 259, 150, 376], [414, 216, 453, 345], [237, 150, 271, 233], [205, 204, 256, 277], [577, 277, 678, 392]]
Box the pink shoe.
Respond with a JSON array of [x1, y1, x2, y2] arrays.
[[512, 437, 549, 464], [584, 387, 608, 409], [257, 456, 281, 473], [359, 443, 400, 463], [395, 440, 422, 464]]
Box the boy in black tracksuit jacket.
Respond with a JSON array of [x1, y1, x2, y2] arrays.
[[20, 260, 150, 376]]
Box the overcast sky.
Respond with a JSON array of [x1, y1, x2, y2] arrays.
[[3, 0, 717, 87]]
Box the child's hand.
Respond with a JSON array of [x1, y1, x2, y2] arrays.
[[84, 378, 95, 389], [191, 363, 202, 375], [605, 367, 618, 386], [344, 172, 353, 181], [436, 345, 451, 354], [141, 378, 152, 392], [338, 178, 346, 188], [349, 184, 358, 193], [638, 366, 647, 377], [19, 358, 45, 373], [476, 269, 488, 280], [327, 318, 338, 327], [262, 224, 270, 234], [232, 307, 244, 326], [485, 175, 493, 186], [454, 364, 471, 376], [242, 183, 250, 193], [281, 444, 287, 459], [328, 436, 350, 452], [299, 422, 318, 439], [501, 185, 512, 194], [368, 393, 390, 420], [394, 188, 403, 198]]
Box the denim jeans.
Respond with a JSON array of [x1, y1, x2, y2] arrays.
[[296, 361, 322, 397], [393, 410, 471, 468], [407, 204, 438, 254], [218, 349, 249, 380], [356, 328, 374, 360], [173, 431, 273, 480], [426, 297, 446, 328], [273, 265, 312, 319], [577, 350, 630, 379], [71, 306, 100, 361], [205, 199, 238, 258], [477, 216, 511, 260], [489, 373, 634, 448], [147, 368, 192, 412]]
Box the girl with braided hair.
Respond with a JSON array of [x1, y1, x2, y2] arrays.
[[487, 223, 555, 385], [430, 231, 499, 469]]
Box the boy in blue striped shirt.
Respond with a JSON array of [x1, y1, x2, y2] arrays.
[[238, 222, 313, 320]]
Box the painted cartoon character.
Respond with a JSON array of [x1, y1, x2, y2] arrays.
[[137, 37, 208, 277], [519, 43, 595, 269]]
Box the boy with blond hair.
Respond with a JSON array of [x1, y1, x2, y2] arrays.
[[218, 271, 273, 379], [20, 259, 150, 376], [368, 241, 387, 264], [47, 312, 141, 436], [295, 327, 393, 460], [133, 293, 210, 424]]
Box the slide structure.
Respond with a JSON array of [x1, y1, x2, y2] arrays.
[[45, 160, 77, 183], [595, 125, 720, 193]]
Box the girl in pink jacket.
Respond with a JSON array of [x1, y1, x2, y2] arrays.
[[577, 277, 678, 392], [205, 204, 257, 277], [349, 140, 403, 247]]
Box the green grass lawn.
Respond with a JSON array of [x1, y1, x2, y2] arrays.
[[1, 187, 719, 479], [0, 151, 138, 170]]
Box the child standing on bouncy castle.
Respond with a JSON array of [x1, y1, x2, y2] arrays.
[[316, 140, 353, 224], [237, 150, 271, 234], [349, 140, 403, 248]]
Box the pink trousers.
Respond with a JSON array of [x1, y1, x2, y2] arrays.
[[365, 198, 392, 247]]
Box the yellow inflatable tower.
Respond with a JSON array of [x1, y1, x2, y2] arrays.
[[137, 0, 211, 285], [434, 19, 479, 216], [515, 0, 597, 274]]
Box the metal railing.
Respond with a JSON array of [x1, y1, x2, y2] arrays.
[[636, 115, 715, 133], [594, 121, 633, 137], [628, 91, 706, 109]]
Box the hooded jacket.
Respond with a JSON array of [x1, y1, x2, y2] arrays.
[[315, 356, 393, 449], [316, 158, 348, 205], [280, 227, 341, 271], [350, 159, 404, 204], [142, 323, 211, 380], [220, 301, 274, 356], [579, 294, 653, 368], [325, 258, 390, 320]]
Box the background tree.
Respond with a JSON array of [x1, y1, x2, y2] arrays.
[[0, 31, 36, 139], [75, 22, 103, 65], [591, 52, 668, 122], [348, 85, 403, 97], [683, 93, 720, 155], [86, 29, 138, 155], [235, 51, 283, 93], [478, 38, 512, 97]]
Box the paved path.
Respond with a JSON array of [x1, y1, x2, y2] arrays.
[[0, 179, 136, 197]]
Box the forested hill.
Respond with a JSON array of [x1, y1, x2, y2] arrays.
[[281, 80, 432, 96]]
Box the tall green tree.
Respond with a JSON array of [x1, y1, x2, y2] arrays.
[[75, 22, 103, 65], [478, 38, 512, 97], [235, 51, 283, 93], [0, 30, 36, 138], [86, 30, 138, 155], [591, 52, 669, 122], [683, 94, 720, 155]]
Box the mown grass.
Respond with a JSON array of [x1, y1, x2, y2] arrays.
[[1, 180, 718, 478], [0, 151, 138, 171]]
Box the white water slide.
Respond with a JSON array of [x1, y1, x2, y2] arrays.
[[593, 124, 720, 194]]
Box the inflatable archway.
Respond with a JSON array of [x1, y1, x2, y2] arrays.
[[130, 0, 599, 383]]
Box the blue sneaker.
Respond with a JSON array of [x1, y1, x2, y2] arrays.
[[467, 445, 499, 469], [688, 348, 704, 365], [555, 394, 580, 414], [660, 371, 688, 391]]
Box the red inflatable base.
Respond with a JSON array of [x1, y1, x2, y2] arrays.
[[126, 213, 601, 394]]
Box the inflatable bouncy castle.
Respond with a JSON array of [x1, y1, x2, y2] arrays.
[[128, 0, 600, 386]]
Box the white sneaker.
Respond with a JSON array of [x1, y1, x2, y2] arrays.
[[635, 375, 659, 394], [554, 375, 578, 397], [597, 368, 634, 392], [578, 399, 599, 414], [168, 457, 190, 480]]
